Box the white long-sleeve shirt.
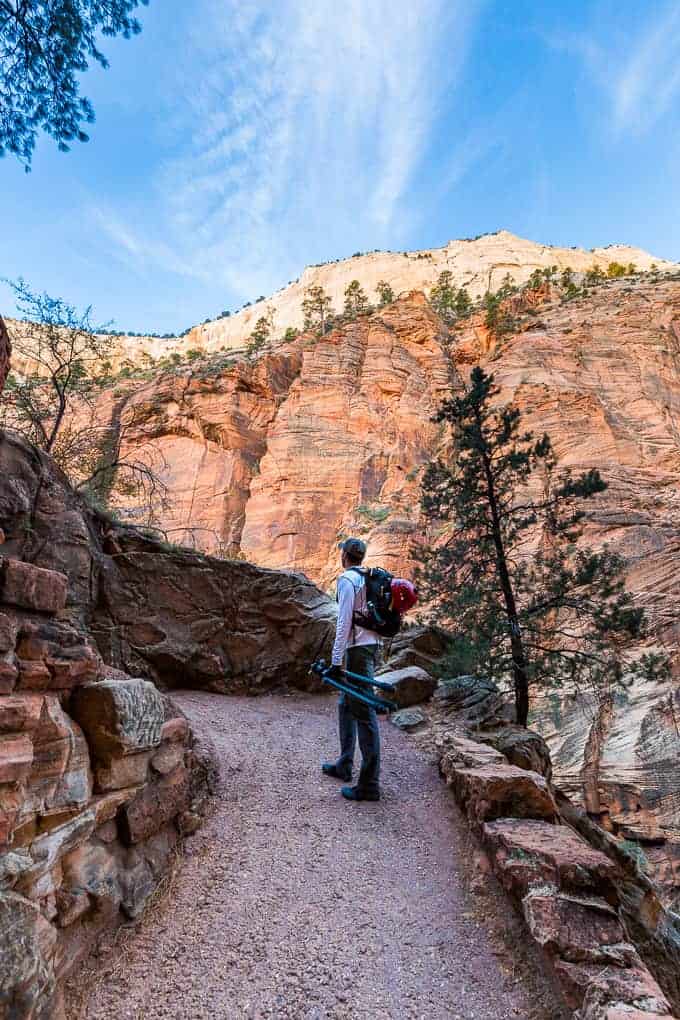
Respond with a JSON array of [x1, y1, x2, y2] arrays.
[[331, 569, 380, 665]]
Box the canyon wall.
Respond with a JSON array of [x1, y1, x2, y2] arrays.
[[99, 291, 456, 589], [78, 271, 680, 908], [0, 336, 218, 1015], [5, 231, 677, 376], [428, 676, 680, 1018], [4, 237, 680, 911], [463, 276, 680, 906]]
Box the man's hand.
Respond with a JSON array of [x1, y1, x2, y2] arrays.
[[326, 664, 344, 681]]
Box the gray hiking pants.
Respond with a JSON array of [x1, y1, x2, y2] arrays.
[[336, 644, 380, 794]]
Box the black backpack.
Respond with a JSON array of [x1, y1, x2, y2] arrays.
[[347, 566, 401, 638]]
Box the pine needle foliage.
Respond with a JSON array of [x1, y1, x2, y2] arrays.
[[246, 308, 274, 359], [301, 285, 333, 336], [375, 281, 394, 307], [0, 0, 147, 167], [343, 279, 370, 319], [429, 270, 472, 325]]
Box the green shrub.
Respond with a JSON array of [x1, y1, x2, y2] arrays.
[[356, 504, 391, 523]]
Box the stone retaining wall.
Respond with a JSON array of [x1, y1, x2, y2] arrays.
[[438, 728, 680, 1019], [0, 550, 216, 1018]]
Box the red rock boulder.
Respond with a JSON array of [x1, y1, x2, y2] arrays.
[[70, 678, 165, 761], [0, 559, 68, 616]]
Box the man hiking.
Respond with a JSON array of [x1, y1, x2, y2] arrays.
[[322, 537, 381, 802]]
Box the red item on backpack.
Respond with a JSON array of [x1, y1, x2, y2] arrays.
[[390, 578, 418, 614]]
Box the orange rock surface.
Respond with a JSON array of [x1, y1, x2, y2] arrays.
[[83, 272, 680, 906], [103, 292, 456, 589]]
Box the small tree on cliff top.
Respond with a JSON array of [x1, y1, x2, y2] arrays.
[[416, 366, 667, 725], [343, 279, 370, 319], [430, 270, 472, 325], [246, 307, 274, 359], [376, 280, 394, 307], [302, 284, 333, 336]]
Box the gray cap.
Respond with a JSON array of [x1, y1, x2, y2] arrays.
[[338, 537, 367, 560]]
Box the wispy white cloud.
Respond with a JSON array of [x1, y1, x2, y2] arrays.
[[611, 6, 680, 133], [549, 4, 680, 136], [91, 0, 482, 302], [89, 206, 198, 280]]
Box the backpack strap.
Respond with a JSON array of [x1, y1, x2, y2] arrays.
[[340, 568, 365, 646]]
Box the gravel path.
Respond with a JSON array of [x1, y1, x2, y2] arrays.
[[80, 692, 561, 1020]]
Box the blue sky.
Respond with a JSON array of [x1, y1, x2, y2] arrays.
[[1, 0, 679, 335]]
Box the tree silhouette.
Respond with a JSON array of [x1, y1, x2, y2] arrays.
[[1, 0, 147, 167]]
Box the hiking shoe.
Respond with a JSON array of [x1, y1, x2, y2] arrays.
[[322, 763, 352, 781], [341, 785, 380, 802]]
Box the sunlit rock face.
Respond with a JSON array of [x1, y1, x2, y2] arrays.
[[94, 292, 457, 591], [7, 235, 680, 906], [457, 275, 680, 908], [0, 429, 337, 1017], [5, 230, 674, 378]]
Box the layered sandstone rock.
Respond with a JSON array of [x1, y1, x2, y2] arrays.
[[0, 551, 216, 1018], [90, 527, 337, 692], [0, 430, 336, 690], [91, 292, 455, 589], [10, 265, 680, 916], [6, 239, 680, 928], [0, 429, 339, 1017], [5, 232, 675, 375], [457, 275, 680, 909], [434, 698, 680, 1018]]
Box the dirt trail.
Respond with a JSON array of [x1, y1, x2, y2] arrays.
[[79, 692, 562, 1020]]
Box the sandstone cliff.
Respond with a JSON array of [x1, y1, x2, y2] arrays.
[[5, 231, 677, 376], [5, 237, 680, 915], [87, 291, 456, 590], [73, 270, 680, 910], [0, 424, 339, 1017]]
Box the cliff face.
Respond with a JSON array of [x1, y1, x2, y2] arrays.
[[0, 427, 338, 1017], [83, 273, 680, 906], [5, 234, 680, 906], [454, 275, 680, 906], [5, 231, 676, 376], [104, 292, 456, 589]]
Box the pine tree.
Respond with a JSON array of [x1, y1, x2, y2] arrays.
[[376, 280, 394, 307], [0, 279, 109, 457], [343, 280, 370, 319], [454, 288, 472, 317], [1, 0, 147, 167], [430, 271, 472, 325], [0, 279, 167, 521], [416, 367, 667, 725], [429, 271, 457, 324], [301, 285, 333, 336], [246, 307, 274, 358], [482, 275, 519, 338]]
